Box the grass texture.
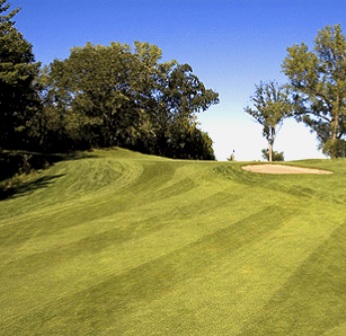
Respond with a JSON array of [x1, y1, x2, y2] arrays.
[[1, 148, 346, 335]]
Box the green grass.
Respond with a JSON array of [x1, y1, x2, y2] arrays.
[[1, 148, 346, 335]]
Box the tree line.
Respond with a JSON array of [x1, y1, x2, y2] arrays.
[[1, 0, 346, 167], [0, 0, 219, 162], [245, 24, 346, 160]]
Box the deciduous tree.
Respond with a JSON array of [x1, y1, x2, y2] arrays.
[[0, 0, 40, 149], [282, 24, 346, 158], [245, 81, 292, 161], [43, 42, 219, 159]]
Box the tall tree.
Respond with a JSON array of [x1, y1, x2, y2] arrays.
[[43, 42, 219, 159], [45, 42, 138, 148], [146, 62, 219, 157], [282, 24, 346, 158], [0, 0, 40, 149], [245, 81, 292, 162]]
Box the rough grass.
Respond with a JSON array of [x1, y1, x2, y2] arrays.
[[1, 148, 345, 335]]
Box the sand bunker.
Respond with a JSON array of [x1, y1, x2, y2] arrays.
[[242, 164, 332, 175]]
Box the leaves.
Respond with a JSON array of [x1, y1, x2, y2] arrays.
[[40, 41, 219, 159], [245, 81, 292, 161], [282, 24, 346, 158], [0, 0, 40, 150]]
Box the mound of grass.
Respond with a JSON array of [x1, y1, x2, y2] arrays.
[[0, 148, 345, 335]]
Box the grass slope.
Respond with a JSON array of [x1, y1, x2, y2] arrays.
[[1, 148, 345, 335]]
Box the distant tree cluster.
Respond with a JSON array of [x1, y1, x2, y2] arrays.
[[2, 0, 346, 168], [0, 0, 218, 163], [246, 24, 346, 160]]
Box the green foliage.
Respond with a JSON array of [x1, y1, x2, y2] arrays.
[[1, 148, 346, 335], [0, 2, 217, 160], [0, 0, 40, 149], [0, 151, 31, 181], [0, 150, 60, 198], [245, 81, 292, 161], [169, 124, 215, 160], [261, 148, 285, 161], [283, 24, 346, 158], [40, 42, 219, 159], [322, 139, 346, 158]]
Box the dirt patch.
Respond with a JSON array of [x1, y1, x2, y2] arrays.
[[242, 164, 332, 175]]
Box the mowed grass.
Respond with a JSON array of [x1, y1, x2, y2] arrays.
[[1, 148, 346, 336]]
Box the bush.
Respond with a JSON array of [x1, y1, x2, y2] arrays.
[[0, 151, 60, 181], [322, 139, 346, 158], [261, 149, 285, 161]]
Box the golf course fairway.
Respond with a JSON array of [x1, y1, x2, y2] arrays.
[[1, 148, 346, 335]]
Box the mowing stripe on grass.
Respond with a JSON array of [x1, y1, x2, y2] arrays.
[[239, 219, 346, 336], [1, 205, 292, 334], [0, 149, 345, 335]]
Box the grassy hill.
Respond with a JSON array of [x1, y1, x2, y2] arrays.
[[1, 148, 346, 335]]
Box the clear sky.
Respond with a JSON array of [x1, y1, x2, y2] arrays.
[[10, 0, 346, 161]]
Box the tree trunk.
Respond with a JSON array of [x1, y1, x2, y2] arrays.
[[268, 142, 273, 162], [268, 126, 274, 162], [330, 96, 339, 159]]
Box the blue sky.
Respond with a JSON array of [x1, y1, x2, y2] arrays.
[[10, 0, 346, 160]]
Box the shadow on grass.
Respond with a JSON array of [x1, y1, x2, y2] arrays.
[[0, 174, 65, 201], [0, 149, 102, 201], [1, 150, 99, 177], [56, 151, 99, 162]]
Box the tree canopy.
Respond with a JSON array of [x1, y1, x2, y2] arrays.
[[3, 0, 346, 163], [283, 24, 346, 158], [0, 0, 219, 162], [0, 0, 40, 150], [245, 81, 292, 161], [37, 42, 219, 159]]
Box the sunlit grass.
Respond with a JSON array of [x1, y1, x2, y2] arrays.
[[1, 148, 345, 335]]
